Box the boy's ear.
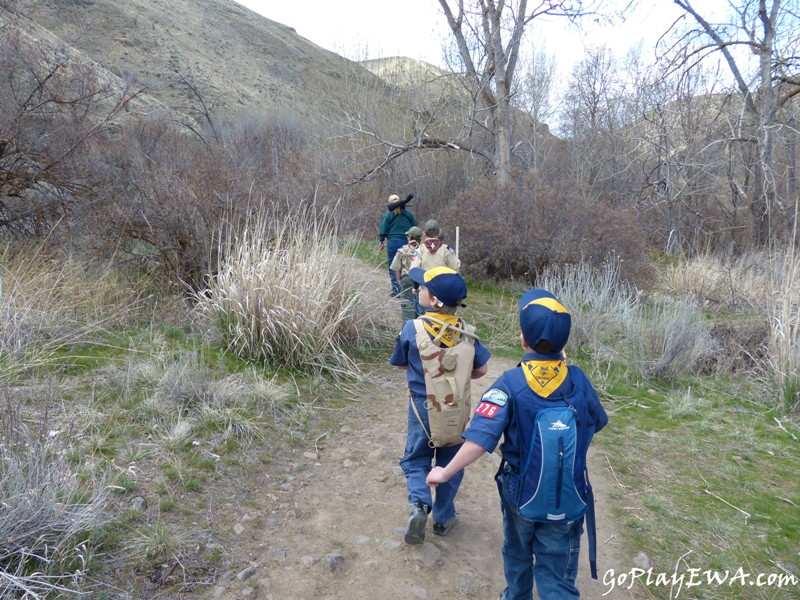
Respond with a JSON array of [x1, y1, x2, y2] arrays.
[[520, 333, 531, 351]]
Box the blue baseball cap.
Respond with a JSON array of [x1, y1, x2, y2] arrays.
[[519, 289, 571, 355], [408, 266, 467, 307]]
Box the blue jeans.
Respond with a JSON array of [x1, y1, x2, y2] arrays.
[[400, 394, 464, 524], [497, 472, 583, 600], [386, 237, 405, 294]]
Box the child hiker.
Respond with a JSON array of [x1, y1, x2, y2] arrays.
[[390, 266, 491, 544], [389, 226, 423, 321], [427, 289, 608, 599]]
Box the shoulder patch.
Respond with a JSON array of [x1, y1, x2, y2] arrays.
[[480, 388, 508, 407]]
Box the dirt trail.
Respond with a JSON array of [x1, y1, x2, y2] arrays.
[[204, 357, 636, 600]]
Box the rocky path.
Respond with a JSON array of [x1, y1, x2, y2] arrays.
[[203, 357, 636, 600]]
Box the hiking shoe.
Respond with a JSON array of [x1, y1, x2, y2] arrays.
[[404, 502, 428, 545], [432, 514, 457, 536]]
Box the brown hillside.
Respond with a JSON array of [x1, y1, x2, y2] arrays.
[[10, 0, 388, 119]]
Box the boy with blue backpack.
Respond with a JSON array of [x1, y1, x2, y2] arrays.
[[426, 289, 608, 600]]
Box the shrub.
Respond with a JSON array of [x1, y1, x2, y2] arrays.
[[624, 299, 717, 382], [439, 174, 652, 287], [0, 395, 108, 598], [537, 256, 639, 358], [193, 204, 398, 376]]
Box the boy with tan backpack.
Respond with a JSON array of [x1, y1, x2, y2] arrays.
[[389, 266, 491, 544]]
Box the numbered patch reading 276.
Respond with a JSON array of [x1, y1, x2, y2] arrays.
[[475, 401, 501, 418]]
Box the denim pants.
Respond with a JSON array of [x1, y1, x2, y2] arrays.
[[497, 472, 583, 600], [400, 394, 464, 524], [386, 238, 405, 295]]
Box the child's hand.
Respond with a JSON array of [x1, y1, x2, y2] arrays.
[[426, 466, 448, 487]]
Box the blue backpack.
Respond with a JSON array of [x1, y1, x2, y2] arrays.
[[518, 404, 587, 522], [504, 366, 600, 579]]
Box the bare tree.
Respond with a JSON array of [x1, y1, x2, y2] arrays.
[[438, 0, 593, 183], [515, 46, 558, 172], [667, 0, 800, 246]]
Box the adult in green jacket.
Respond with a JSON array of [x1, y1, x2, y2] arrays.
[[378, 194, 416, 295]]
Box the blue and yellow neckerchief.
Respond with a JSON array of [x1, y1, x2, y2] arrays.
[[521, 358, 567, 398], [419, 312, 463, 347]]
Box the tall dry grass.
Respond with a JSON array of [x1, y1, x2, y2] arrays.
[[0, 244, 138, 381], [766, 249, 800, 411], [193, 204, 398, 377], [660, 251, 774, 310]]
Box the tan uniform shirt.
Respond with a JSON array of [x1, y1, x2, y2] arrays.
[[390, 242, 420, 278], [410, 240, 460, 272]]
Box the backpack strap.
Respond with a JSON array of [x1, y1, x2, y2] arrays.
[[417, 315, 479, 344], [407, 389, 434, 447], [585, 468, 598, 579]]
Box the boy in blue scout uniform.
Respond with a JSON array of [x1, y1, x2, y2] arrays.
[[427, 289, 608, 600], [390, 266, 491, 545]]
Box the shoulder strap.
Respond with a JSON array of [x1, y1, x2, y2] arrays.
[[418, 315, 478, 344]]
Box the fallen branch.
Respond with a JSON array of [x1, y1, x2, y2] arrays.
[[605, 454, 628, 489], [773, 417, 798, 441], [704, 489, 751, 523]]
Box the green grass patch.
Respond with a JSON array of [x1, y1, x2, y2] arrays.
[[597, 369, 800, 599]]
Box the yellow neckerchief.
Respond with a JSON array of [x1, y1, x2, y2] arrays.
[[420, 312, 463, 347], [521, 358, 567, 398]]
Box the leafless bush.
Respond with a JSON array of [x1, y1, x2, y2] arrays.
[[0, 393, 108, 598], [0, 11, 147, 240], [441, 174, 652, 287]]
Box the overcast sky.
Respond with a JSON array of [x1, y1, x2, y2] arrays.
[[233, 0, 694, 73]]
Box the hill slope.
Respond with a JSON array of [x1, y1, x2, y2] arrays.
[[12, 0, 387, 118]]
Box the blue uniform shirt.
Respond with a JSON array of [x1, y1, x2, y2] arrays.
[[463, 352, 608, 470], [389, 315, 491, 397]]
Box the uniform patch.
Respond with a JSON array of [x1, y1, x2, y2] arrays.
[[480, 388, 508, 406], [475, 401, 500, 418]]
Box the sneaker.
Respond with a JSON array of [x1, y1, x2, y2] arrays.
[[404, 502, 428, 545], [432, 513, 457, 536]]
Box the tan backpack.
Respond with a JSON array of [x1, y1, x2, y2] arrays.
[[411, 316, 478, 447]]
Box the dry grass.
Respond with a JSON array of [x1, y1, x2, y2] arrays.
[[193, 204, 398, 377], [537, 257, 639, 358], [659, 251, 775, 310], [0, 244, 138, 381], [0, 394, 108, 598], [766, 249, 800, 411]]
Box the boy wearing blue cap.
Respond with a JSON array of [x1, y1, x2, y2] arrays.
[[427, 290, 608, 599], [390, 266, 491, 545]]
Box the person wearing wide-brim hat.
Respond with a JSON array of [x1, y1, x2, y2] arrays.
[[378, 194, 416, 296]]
